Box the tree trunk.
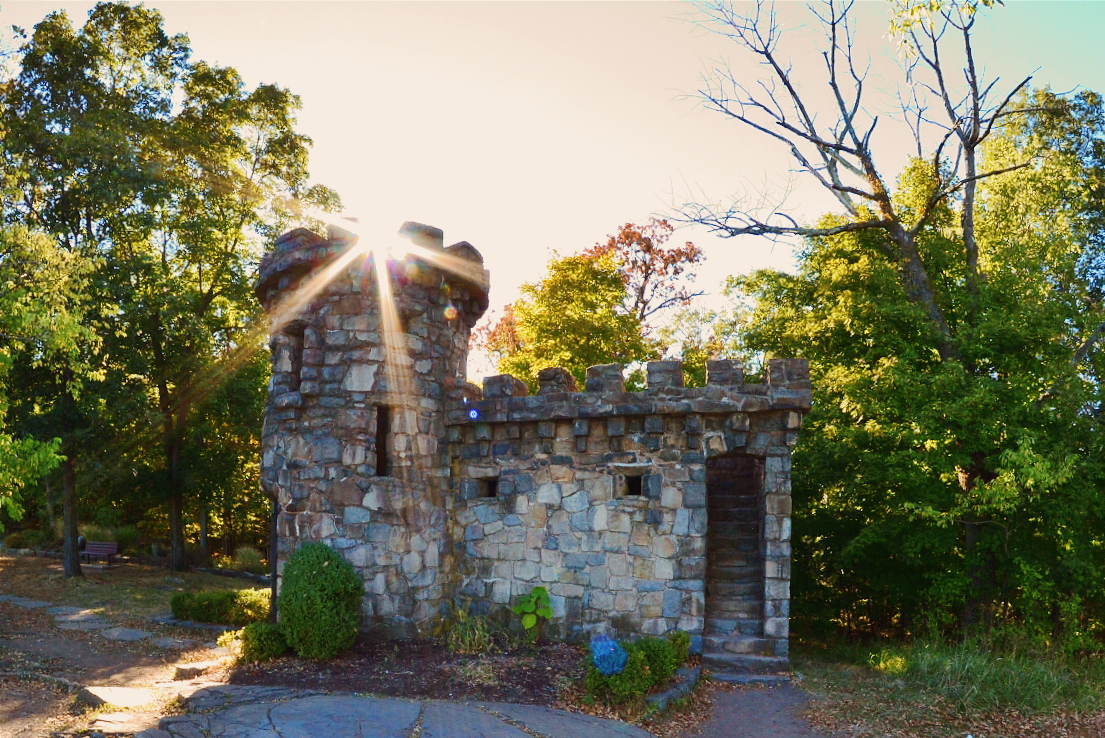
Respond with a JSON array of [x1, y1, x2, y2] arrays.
[[199, 504, 209, 563], [167, 430, 186, 571], [41, 478, 56, 542], [61, 453, 82, 579], [223, 489, 234, 558], [886, 222, 963, 364], [961, 518, 981, 632], [958, 454, 997, 633]]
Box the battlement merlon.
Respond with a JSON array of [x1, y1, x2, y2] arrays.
[[445, 358, 811, 426], [254, 221, 491, 318]]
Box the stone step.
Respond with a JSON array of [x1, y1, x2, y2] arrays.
[[706, 576, 760, 591], [704, 617, 764, 637], [709, 508, 760, 523], [709, 549, 762, 567], [707, 536, 761, 552], [708, 522, 760, 537], [702, 634, 775, 656], [704, 598, 763, 617], [708, 568, 760, 583], [708, 493, 759, 507], [707, 605, 760, 623], [710, 672, 792, 686], [702, 652, 790, 677]]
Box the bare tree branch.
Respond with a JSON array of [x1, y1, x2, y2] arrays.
[[1036, 319, 1105, 408]]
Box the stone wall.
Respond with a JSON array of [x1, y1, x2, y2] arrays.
[[444, 358, 810, 656]]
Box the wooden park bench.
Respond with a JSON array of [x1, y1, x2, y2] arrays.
[[81, 541, 118, 566]]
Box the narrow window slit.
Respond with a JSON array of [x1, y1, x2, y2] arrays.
[[375, 405, 391, 476], [284, 321, 306, 393]]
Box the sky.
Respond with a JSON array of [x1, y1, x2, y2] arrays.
[[4, 0, 1105, 332]]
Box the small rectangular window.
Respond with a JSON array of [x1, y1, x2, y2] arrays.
[[478, 478, 499, 498], [623, 475, 643, 497], [375, 405, 391, 476]]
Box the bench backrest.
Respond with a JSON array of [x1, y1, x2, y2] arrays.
[[85, 541, 118, 554]]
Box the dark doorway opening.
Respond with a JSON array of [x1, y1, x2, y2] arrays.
[[704, 454, 765, 652]]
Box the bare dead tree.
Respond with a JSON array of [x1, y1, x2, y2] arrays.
[[679, 0, 1035, 365]]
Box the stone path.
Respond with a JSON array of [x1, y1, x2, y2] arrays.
[[138, 686, 654, 738], [0, 592, 656, 737], [0, 594, 211, 648], [0, 592, 230, 734]]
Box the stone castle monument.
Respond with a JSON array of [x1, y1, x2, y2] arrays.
[[256, 222, 811, 676]]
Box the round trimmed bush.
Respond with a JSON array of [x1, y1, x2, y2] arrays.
[[240, 622, 288, 662], [278, 542, 363, 659]]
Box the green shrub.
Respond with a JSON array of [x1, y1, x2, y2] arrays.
[[81, 524, 115, 542], [170, 589, 269, 626], [6, 529, 47, 549], [279, 542, 363, 659], [239, 621, 287, 663], [231, 545, 267, 574], [228, 588, 271, 625], [584, 643, 655, 706], [635, 636, 682, 686], [667, 630, 691, 664], [583, 633, 690, 707], [113, 525, 140, 553], [3, 531, 28, 549]]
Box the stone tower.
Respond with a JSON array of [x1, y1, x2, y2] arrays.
[[255, 222, 489, 636]]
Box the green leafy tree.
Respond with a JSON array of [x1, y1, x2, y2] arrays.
[[477, 220, 702, 389], [0, 224, 98, 577], [682, 0, 1105, 637], [722, 91, 1105, 638], [1, 2, 337, 571], [481, 251, 656, 390]]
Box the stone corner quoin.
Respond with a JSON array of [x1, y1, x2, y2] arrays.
[[256, 221, 811, 665]]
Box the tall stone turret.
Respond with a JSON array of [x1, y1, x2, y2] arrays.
[[256, 222, 488, 636]]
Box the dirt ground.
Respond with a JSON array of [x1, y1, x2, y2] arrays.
[[0, 553, 829, 738]]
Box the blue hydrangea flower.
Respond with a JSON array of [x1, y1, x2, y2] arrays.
[[590, 633, 628, 676]]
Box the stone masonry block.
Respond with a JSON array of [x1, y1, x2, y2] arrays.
[[764, 617, 789, 638], [537, 366, 577, 394], [585, 363, 624, 392], [706, 359, 743, 386], [647, 360, 685, 389], [764, 559, 792, 580], [765, 578, 790, 600], [683, 482, 707, 509], [484, 374, 530, 398], [765, 493, 792, 516]]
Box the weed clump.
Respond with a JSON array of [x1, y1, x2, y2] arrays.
[[279, 542, 363, 659], [439, 601, 497, 654]]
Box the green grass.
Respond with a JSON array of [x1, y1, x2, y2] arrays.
[[794, 638, 1105, 738], [861, 640, 1105, 713]]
